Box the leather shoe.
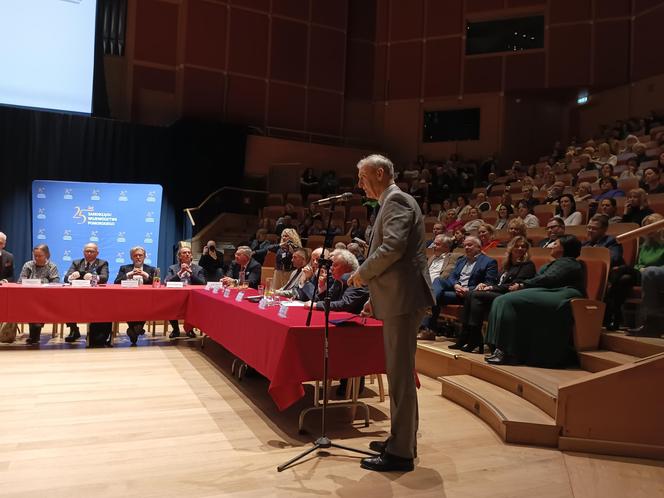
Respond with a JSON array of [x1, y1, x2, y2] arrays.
[[127, 328, 138, 345], [360, 452, 414, 472], [369, 440, 417, 458], [448, 341, 466, 350], [64, 328, 81, 343], [416, 328, 436, 341], [169, 331, 180, 339], [186, 330, 197, 339]]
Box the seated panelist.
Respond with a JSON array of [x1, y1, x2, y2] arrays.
[[221, 246, 261, 289], [64, 243, 110, 343], [165, 247, 205, 339], [114, 246, 156, 346]]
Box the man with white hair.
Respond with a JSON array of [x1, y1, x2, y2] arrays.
[[348, 154, 434, 472], [222, 245, 261, 289], [420, 236, 498, 335], [0, 232, 14, 283], [305, 249, 368, 314]]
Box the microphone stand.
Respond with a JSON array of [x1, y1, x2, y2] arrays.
[[277, 197, 377, 472]]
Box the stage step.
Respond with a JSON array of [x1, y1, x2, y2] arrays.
[[577, 350, 641, 372], [440, 375, 560, 447], [600, 332, 664, 358]]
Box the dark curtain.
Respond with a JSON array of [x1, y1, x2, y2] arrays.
[[0, 107, 246, 277]]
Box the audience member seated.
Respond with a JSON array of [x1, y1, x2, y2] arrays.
[[199, 240, 226, 282], [604, 214, 664, 330], [628, 265, 664, 337], [544, 181, 565, 204], [222, 245, 262, 290], [485, 235, 585, 366], [596, 163, 617, 182], [346, 218, 365, 240], [516, 200, 540, 229], [165, 246, 206, 339], [495, 204, 510, 230], [0, 232, 14, 283], [346, 242, 366, 265], [275, 214, 297, 237], [583, 214, 624, 267], [63, 242, 110, 343], [594, 177, 625, 201], [417, 235, 461, 340], [633, 143, 648, 165], [556, 194, 583, 226], [254, 228, 301, 288], [441, 209, 463, 234], [594, 142, 617, 167], [494, 192, 514, 216], [620, 134, 639, 153], [451, 236, 536, 352], [462, 207, 483, 234], [477, 223, 499, 251], [597, 198, 623, 224], [419, 236, 498, 336], [114, 246, 156, 345], [641, 167, 664, 194], [18, 244, 60, 345], [451, 227, 468, 250], [622, 188, 654, 225], [521, 186, 540, 210], [539, 217, 566, 248], [574, 182, 594, 203], [426, 222, 445, 247], [364, 213, 376, 242], [619, 158, 641, 180], [300, 167, 319, 200], [456, 195, 472, 220]]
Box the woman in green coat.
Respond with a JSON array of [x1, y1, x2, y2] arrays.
[[485, 235, 586, 367]]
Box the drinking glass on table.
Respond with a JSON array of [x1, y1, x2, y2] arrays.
[[257, 284, 264, 299]]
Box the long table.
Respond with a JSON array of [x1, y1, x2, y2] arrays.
[[0, 284, 385, 410]]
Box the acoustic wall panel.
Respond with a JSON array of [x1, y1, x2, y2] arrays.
[[633, 4, 664, 80], [307, 90, 343, 135], [349, 0, 377, 41], [228, 8, 269, 77], [548, 24, 591, 87], [388, 41, 423, 99], [594, 20, 630, 88], [133, 66, 176, 94], [424, 37, 461, 97], [273, 0, 309, 20], [595, 0, 631, 18], [346, 40, 374, 99], [268, 82, 306, 130], [181, 67, 225, 119], [425, 0, 462, 37], [309, 26, 346, 92], [134, 0, 178, 65], [270, 18, 308, 84], [312, 0, 347, 29], [229, 0, 269, 11], [465, 0, 504, 13], [389, 0, 424, 41], [226, 76, 266, 125], [184, 0, 227, 70], [549, 0, 591, 23], [504, 52, 545, 91], [464, 56, 502, 93]]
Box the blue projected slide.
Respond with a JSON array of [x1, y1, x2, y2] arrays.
[[32, 181, 163, 280], [0, 0, 97, 114]]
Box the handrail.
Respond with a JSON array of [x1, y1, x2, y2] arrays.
[[183, 186, 268, 227]]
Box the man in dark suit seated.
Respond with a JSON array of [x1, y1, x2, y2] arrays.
[[64, 243, 110, 343], [165, 246, 206, 339], [420, 236, 498, 335], [304, 248, 369, 314], [583, 214, 624, 267], [539, 217, 566, 248], [274, 248, 314, 301], [114, 246, 156, 345], [222, 245, 262, 289], [0, 232, 14, 283]]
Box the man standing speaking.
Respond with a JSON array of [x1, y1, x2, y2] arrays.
[[349, 154, 434, 472]]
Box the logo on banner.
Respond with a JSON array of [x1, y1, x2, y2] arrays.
[[63, 188, 73, 200], [145, 211, 155, 223], [73, 206, 118, 227], [37, 208, 46, 220], [144, 232, 153, 244], [89, 230, 99, 242], [37, 228, 46, 240], [62, 250, 72, 262], [118, 190, 128, 202], [117, 231, 126, 243], [145, 251, 152, 265], [63, 229, 72, 241], [37, 187, 46, 199], [115, 251, 125, 264], [146, 191, 157, 203], [73, 206, 93, 224], [91, 189, 101, 201]]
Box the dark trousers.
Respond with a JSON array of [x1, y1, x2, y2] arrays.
[[422, 278, 462, 330], [458, 290, 503, 344], [605, 265, 641, 323]]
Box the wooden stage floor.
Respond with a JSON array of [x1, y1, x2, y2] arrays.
[[0, 333, 662, 497]]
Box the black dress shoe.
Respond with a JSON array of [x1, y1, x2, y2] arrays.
[[448, 341, 466, 350], [127, 328, 138, 345], [169, 331, 180, 339], [360, 452, 414, 472], [64, 329, 81, 343], [369, 440, 417, 458], [461, 342, 483, 353], [186, 330, 197, 339]]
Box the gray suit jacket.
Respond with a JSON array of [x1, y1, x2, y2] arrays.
[[358, 183, 435, 319]]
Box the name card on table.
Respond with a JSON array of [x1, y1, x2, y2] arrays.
[[70, 279, 91, 287], [205, 282, 223, 292], [223, 288, 231, 298], [278, 304, 288, 319], [166, 281, 184, 288], [21, 279, 42, 287], [235, 291, 245, 302], [121, 279, 140, 288], [258, 298, 268, 310]]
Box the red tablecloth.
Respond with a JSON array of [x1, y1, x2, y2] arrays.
[[0, 283, 189, 323], [186, 288, 385, 411]]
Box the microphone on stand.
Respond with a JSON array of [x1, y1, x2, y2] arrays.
[[310, 192, 353, 206]]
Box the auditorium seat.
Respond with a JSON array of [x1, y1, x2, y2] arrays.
[[618, 177, 639, 192], [263, 251, 277, 268], [262, 205, 285, 220], [349, 205, 368, 225], [267, 193, 284, 206], [306, 235, 325, 248], [534, 204, 556, 225], [285, 193, 303, 206]]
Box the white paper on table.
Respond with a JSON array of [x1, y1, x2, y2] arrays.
[[21, 279, 42, 287], [166, 281, 184, 288], [70, 279, 91, 287], [280, 301, 307, 308], [121, 279, 140, 288]]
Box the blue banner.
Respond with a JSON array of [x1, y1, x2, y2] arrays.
[[31, 180, 163, 280]]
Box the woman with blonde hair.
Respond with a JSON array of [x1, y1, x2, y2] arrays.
[[477, 223, 499, 251], [450, 236, 536, 352], [254, 228, 303, 288]]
